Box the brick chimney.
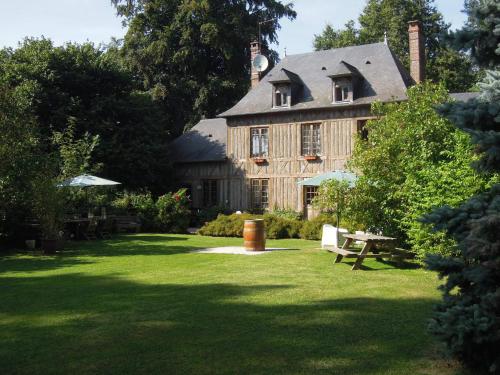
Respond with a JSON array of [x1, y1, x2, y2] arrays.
[[250, 41, 261, 89], [408, 20, 425, 83]]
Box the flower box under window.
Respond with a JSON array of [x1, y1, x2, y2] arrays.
[[304, 155, 319, 161], [253, 157, 267, 164]]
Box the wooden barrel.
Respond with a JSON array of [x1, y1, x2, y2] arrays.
[[243, 219, 266, 251]]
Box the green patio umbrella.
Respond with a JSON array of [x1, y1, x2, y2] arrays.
[[297, 170, 358, 187]]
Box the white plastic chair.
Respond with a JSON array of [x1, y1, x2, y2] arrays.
[[321, 224, 349, 249]]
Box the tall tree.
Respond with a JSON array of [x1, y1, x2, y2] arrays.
[[313, 20, 360, 50], [313, 0, 478, 92], [346, 83, 491, 258], [0, 79, 43, 241], [111, 0, 296, 134], [0, 39, 170, 193], [423, 1, 500, 372]]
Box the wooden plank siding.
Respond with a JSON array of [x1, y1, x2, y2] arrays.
[[174, 106, 373, 211]]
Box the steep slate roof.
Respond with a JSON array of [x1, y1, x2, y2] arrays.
[[219, 42, 414, 118], [169, 118, 227, 163]]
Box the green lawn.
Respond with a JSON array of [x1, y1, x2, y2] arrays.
[[0, 234, 463, 374]]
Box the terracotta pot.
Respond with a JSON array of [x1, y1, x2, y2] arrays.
[[253, 157, 267, 164], [243, 219, 266, 251]]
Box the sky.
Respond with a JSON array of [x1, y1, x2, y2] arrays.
[[0, 0, 467, 56]]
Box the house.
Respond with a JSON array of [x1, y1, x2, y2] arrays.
[[169, 21, 473, 217]]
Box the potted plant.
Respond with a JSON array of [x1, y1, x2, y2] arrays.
[[32, 177, 66, 254]]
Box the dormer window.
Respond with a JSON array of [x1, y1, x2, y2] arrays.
[[268, 68, 302, 109], [328, 60, 362, 104]]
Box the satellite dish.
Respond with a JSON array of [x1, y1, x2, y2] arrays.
[[252, 54, 269, 72]]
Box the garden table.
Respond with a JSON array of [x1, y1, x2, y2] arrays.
[[329, 233, 406, 270], [64, 218, 91, 240]]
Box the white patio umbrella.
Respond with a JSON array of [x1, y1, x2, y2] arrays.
[[58, 174, 121, 187], [58, 175, 121, 219]]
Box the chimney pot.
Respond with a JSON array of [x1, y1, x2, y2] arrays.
[[408, 20, 425, 83]]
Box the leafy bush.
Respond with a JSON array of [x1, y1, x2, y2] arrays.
[[111, 191, 136, 213], [130, 192, 158, 231], [347, 82, 493, 258], [198, 213, 304, 239], [270, 208, 303, 221], [197, 213, 254, 237], [193, 206, 230, 226], [111, 191, 158, 231], [299, 214, 337, 240], [263, 214, 302, 239], [156, 189, 190, 233]]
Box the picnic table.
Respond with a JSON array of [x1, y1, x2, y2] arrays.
[[328, 233, 413, 270]]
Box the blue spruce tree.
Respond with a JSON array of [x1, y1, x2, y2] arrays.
[[423, 1, 500, 373]]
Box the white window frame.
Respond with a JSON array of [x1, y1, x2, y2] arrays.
[[301, 123, 321, 156], [250, 127, 269, 157]]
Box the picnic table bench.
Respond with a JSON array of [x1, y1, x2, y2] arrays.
[[114, 216, 141, 233], [327, 233, 414, 270]]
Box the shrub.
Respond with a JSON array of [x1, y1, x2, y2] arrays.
[[111, 191, 158, 231], [193, 206, 230, 226], [270, 207, 303, 221], [111, 191, 135, 214], [263, 214, 302, 239], [198, 213, 255, 237], [130, 192, 158, 231], [156, 189, 190, 233], [198, 213, 303, 239], [299, 214, 337, 240]]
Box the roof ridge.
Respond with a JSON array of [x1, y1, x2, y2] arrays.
[[283, 42, 387, 59]]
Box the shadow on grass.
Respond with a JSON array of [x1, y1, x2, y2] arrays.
[[0, 235, 192, 273], [0, 254, 94, 274], [339, 259, 422, 271], [0, 272, 438, 375], [63, 234, 195, 257]]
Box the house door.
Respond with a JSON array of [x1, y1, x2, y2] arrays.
[[303, 186, 319, 220]]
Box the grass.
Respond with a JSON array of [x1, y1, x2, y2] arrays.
[[0, 234, 464, 375]]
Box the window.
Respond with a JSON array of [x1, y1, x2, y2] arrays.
[[304, 186, 318, 205], [274, 90, 288, 107], [357, 120, 369, 140], [251, 179, 269, 210], [251, 127, 269, 157], [301, 124, 321, 156], [275, 91, 282, 106], [282, 92, 288, 106], [202, 180, 218, 207], [334, 85, 349, 102]]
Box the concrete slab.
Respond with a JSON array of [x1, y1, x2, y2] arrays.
[[192, 246, 291, 256]]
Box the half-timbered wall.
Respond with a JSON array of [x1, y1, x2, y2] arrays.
[[174, 162, 231, 208], [174, 106, 372, 212], [225, 106, 371, 211]]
